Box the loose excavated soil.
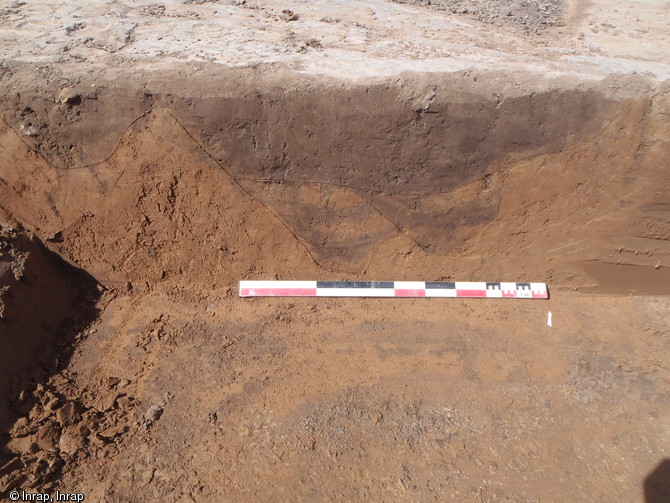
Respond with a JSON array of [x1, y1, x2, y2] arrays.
[[1, 0, 670, 502]]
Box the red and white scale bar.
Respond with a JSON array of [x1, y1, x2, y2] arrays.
[[239, 281, 548, 299]]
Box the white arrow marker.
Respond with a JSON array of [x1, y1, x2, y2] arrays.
[[547, 311, 553, 327]]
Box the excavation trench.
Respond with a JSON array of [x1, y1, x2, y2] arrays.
[[1, 66, 670, 496], [1, 68, 668, 291]]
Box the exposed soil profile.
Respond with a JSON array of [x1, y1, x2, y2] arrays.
[[1, 67, 667, 289], [1, 0, 670, 501]]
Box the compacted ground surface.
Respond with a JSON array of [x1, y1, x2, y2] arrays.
[[1, 0, 670, 502]]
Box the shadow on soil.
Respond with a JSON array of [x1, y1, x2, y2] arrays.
[[0, 235, 101, 485], [644, 459, 670, 503]]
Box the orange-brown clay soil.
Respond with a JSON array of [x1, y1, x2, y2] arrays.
[[1, 0, 670, 501]]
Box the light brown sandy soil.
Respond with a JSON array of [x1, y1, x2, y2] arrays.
[[1, 0, 670, 502]]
